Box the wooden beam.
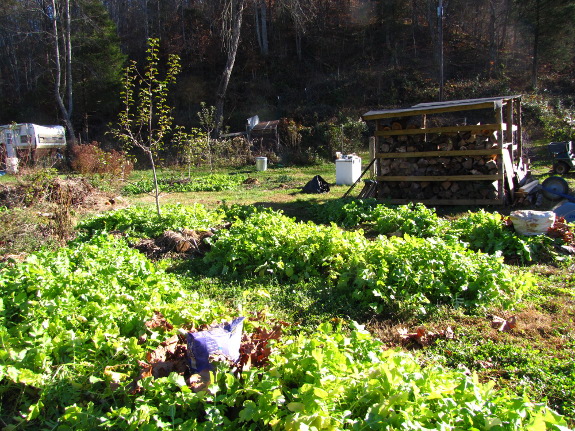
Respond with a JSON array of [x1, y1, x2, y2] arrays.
[[516, 98, 523, 162], [343, 158, 377, 198], [411, 95, 521, 109], [375, 148, 502, 158], [376, 175, 501, 181], [375, 124, 502, 137], [378, 198, 504, 206], [369, 137, 376, 178], [501, 148, 516, 202]]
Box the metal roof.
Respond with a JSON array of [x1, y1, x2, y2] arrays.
[[251, 120, 280, 132], [363, 95, 522, 121]]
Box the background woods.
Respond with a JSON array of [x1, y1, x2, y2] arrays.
[[0, 0, 574, 146]]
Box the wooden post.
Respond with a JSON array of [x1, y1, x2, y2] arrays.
[[369, 136, 376, 178], [438, 0, 444, 101], [505, 99, 513, 144], [495, 101, 505, 202], [516, 98, 524, 166]]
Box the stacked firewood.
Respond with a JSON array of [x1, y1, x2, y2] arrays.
[[377, 180, 499, 200], [376, 127, 501, 201], [378, 155, 498, 177], [377, 127, 499, 153]]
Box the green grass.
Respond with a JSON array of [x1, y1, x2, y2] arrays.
[[124, 161, 357, 217], [421, 327, 575, 420]]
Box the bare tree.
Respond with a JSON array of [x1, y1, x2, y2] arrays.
[[254, 0, 269, 55], [215, 0, 246, 137], [50, 0, 75, 143], [278, 0, 317, 61]]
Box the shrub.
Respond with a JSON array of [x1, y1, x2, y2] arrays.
[[71, 141, 133, 179]]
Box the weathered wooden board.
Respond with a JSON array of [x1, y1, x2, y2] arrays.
[[375, 149, 502, 159], [375, 124, 501, 136], [376, 175, 500, 182]]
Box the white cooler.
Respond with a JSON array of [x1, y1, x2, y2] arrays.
[[335, 156, 361, 185]]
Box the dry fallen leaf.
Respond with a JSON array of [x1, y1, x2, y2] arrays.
[[490, 315, 517, 332], [145, 311, 174, 331], [398, 326, 455, 347]]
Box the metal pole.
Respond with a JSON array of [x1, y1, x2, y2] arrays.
[[438, 0, 444, 101]]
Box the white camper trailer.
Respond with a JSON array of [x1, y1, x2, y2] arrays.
[[0, 124, 66, 173]]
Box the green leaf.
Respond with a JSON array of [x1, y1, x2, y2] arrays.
[[287, 402, 305, 412], [26, 401, 43, 421]]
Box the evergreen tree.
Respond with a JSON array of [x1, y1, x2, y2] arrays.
[[514, 0, 575, 88], [73, 0, 126, 142]]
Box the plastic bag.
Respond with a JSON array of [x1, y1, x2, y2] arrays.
[[186, 317, 245, 373], [509, 210, 556, 236], [302, 175, 330, 194]]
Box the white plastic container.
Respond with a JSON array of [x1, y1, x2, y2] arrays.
[[255, 157, 267, 171], [335, 156, 361, 185]]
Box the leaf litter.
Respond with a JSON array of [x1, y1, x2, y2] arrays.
[[130, 311, 288, 394]]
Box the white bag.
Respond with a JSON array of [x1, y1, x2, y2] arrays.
[[509, 210, 555, 236]]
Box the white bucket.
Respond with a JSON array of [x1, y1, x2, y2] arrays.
[[255, 157, 268, 171], [6, 157, 18, 174]]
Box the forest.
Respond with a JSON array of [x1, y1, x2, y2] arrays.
[[1, 0, 575, 156]]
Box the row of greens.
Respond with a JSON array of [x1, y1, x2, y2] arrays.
[[204, 210, 529, 316], [77, 203, 225, 239], [313, 199, 557, 263], [77, 204, 536, 316], [0, 232, 569, 429]]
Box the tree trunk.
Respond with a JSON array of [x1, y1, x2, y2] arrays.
[[148, 149, 162, 217], [295, 25, 302, 61], [215, 0, 245, 136], [488, 0, 497, 76], [51, 0, 75, 145], [254, 0, 268, 55], [498, 0, 512, 52], [65, 0, 73, 133], [531, 0, 540, 89]]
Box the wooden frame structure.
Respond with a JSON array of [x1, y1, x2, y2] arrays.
[[361, 95, 528, 205]]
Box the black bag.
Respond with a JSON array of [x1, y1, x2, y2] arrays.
[[302, 175, 330, 194]]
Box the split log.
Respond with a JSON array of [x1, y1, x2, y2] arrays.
[[374, 127, 508, 202]]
